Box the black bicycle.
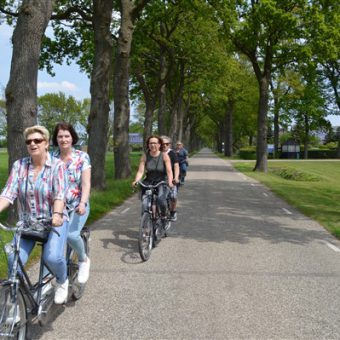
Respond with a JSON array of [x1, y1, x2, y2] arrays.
[[137, 181, 171, 261], [0, 219, 90, 339]]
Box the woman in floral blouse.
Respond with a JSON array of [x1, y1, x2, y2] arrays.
[[52, 122, 91, 284], [0, 125, 69, 304]]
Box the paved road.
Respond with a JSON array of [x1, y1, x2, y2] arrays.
[[33, 149, 340, 339]]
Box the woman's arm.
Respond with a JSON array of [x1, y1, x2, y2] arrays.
[[163, 153, 173, 187], [77, 168, 91, 215], [0, 197, 11, 214], [52, 199, 65, 227], [132, 154, 146, 186], [174, 163, 180, 183]]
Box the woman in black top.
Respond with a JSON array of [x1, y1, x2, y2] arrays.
[[133, 135, 173, 222]]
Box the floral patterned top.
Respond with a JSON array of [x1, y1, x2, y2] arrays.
[[52, 148, 91, 209], [0, 153, 68, 221]]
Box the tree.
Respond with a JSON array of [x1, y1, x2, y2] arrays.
[[87, 0, 114, 189], [5, 0, 54, 171], [37, 92, 89, 134], [213, 0, 307, 172], [113, 0, 150, 180], [305, 0, 340, 153]]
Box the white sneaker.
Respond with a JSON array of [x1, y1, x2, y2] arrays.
[[78, 257, 91, 284], [54, 279, 68, 304]]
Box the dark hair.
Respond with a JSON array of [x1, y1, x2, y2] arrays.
[[52, 122, 79, 146], [145, 135, 165, 151]]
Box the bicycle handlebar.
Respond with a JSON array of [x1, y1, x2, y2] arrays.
[[0, 222, 16, 232], [136, 181, 167, 189]]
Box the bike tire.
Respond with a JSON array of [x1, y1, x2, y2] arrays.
[[67, 228, 90, 301], [0, 284, 27, 340], [138, 213, 153, 261]]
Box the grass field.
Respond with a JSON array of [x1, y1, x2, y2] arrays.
[[0, 152, 141, 278], [230, 159, 340, 240]]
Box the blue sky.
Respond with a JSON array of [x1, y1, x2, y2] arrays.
[[1, 24, 339, 126], [0, 24, 91, 101]]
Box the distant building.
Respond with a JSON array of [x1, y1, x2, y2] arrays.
[[129, 133, 143, 145]]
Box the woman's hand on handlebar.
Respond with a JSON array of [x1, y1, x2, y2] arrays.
[[52, 214, 63, 227]]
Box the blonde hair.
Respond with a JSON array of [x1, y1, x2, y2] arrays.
[[160, 135, 171, 143], [23, 125, 50, 141]]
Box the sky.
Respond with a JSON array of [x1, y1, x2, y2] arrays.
[[1, 24, 339, 127], [0, 24, 91, 101]]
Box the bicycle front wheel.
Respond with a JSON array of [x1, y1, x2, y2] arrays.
[[138, 213, 153, 261], [0, 284, 27, 340]]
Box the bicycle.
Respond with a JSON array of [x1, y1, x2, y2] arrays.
[[0, 219, 90, 339], [136, 181, 171, 261], [66, 224, 90, 300]]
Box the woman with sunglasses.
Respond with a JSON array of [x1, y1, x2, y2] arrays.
[[52, 122, 91, 284], [0, 125, 69, 304], [132, 135, 173, 228]]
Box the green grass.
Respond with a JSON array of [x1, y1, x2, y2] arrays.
[[0, 152, 141, 279], [231, 159, 340, 239]]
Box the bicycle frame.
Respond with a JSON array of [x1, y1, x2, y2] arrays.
[[0, 222, 56, 337]]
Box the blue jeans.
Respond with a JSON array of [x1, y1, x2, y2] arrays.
[[142, 184, 169, 217], [8, 221, 69, 284], [67, 204, 90, 262]]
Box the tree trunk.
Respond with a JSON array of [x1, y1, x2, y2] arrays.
[[143, 100, 154, 142], [157, 24, 167, 136], [253, 76, 269, 172], [224, 99, 233, 157], [113, 0, 135, 179], [303, 114, 309, 159], [270, 82, 280, 159], [176, 63, 185, 142], [87, 0, 113, 190], [5, 0, 53, 172]]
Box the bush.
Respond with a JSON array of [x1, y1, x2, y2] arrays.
[[271, 167, 321, 182], [238, 147, 256, 160]]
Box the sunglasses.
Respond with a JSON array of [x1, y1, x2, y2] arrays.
[[163, 143, 170, 146], [25, 138, 45, 145]]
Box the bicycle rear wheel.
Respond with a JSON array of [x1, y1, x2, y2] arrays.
[[67, 228, 90, 301], [138, 213, 153, 261], [0, 284, 27, 340]]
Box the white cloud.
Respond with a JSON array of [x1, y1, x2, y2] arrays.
[[38, 81, 79, 93]]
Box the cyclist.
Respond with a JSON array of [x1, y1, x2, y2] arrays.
[[52, 122, 91, 284], [132, 135, 173, 228], [161, 136, 179, 221], [0, 125, 69, 304], [175, 141, 189, 185]]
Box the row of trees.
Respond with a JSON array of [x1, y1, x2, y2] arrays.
[[0, 0, 339, 188]]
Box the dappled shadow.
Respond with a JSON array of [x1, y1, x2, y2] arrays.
[[89, 150, 334, 256], [29, 304, 66, 339]]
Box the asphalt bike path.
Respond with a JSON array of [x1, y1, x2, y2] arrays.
[[33, 148, 340, 339]]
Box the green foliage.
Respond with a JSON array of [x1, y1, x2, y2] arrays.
[[238, 147, 256, 160], [37, 92, 90, 138]]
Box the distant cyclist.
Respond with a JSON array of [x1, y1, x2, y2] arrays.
[[175, 141, 189, 185], [161, 136, 179, 221], [132, 135, 173, 228]]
